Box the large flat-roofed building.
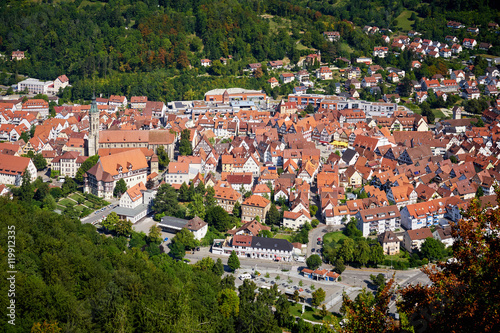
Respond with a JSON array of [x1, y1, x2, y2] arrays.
[[17, 78, 52, 95], [211, 235, 293, 261], [84, 149, 149, 199], [355, 205, 401, 237], [204, 88, 266, 103], [159, 216, 208, 240]]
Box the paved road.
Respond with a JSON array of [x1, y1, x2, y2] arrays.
[[306, 223, 344, 258], [80, 199, 119, 225], [185, 246, 428, 312]]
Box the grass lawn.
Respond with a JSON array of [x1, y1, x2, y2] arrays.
[[385, 253, 408, 263], [74, 205, 85, 213], [69, 193, 85, 201], [56, 204, 66, 211], [296, 42, 315, 51], [323, 231, 349, 244], [58, 198, 74, 207], [275, 233, 294, 242], [396, 10, 420, 31], [432, 109, 446, 119], [83, 200, 96, 208], [289, 303, 338, 323]]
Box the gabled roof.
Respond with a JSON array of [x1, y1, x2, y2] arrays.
[[406, 228, 433, 241], [242, 195, 270, 208]]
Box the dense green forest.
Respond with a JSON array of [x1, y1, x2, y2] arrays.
[[0, 197, 341, 332], [0, 198, 316, 332], [0, 0, 499, 102]]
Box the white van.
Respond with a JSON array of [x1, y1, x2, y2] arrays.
[[239, 273, 252, 280]]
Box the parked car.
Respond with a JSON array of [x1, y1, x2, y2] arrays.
[[311, 248, 316, 253], [163, 237, 169, 242], [196, 247, 200, 251]]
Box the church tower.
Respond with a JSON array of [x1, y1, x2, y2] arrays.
[[88, 94, 99, 156]]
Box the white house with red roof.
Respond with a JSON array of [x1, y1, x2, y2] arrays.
[[316, 66, 333, 80], [0, 154, 37, 185], [200, 59, 212, 67], [108, 95, 128, 107]]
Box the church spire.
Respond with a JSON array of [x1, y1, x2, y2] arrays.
[[90, 93, 98, 114]]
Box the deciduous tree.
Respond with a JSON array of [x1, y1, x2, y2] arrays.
[[228, 250, 240, 272], [312, 288, 326, 308], [306, 254, 322, 270], [400, 193, 500, 332], [217, 288, 239, 318], [113, 179, 127, 197]]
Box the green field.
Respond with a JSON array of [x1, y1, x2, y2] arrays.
[[275, 233, 294, 241], [323, 231, 349, 244], [396, 10, 420, 31], [296, 42, 315, 51], [385, 253, 409, 263], [289, 303, 338, 323], [58, 198, 74, 207], [69, 192, 85, 201], [411, 105, 446, 120]]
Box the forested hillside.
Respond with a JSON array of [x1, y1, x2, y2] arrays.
[[0, 198, 302, 332], [0, 0, 498, 102]]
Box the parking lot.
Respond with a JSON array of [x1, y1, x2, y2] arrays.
[[132, 216, 175, 246]]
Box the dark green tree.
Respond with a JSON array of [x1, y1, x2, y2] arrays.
[[306, 254, 322, 270], [179, 129, 192, 156], [169, 241, 186, 260], [338, 238, 356, 262], [228, 250, 240, 272], [157, 145, 170, 170], [344, 220, 362, 238], [75, 155, 99, 183], [221, 275, 236, 290], [113, 179, 127, 197], [171, 227, 199, 250], [335, 258, 346, 273], [206, 206, 232, 232], [153, 183, 179, 218], [213, 258, 224, 276], [178, 182, 189, 202], [312, 288, 326, 308], [34, 182, 49, 202], [32, 154, 47, 170], [305, 103, 314, 114], [275, 294, 294, 327], [61, 176, 77, 195], [370, 243, 385, 266], [238, 279, 257, 303], [356, 239, 371, 266], [232, 201, 242, 218], [146, 178, 155, 189], [18, 169, 34, 204], [204, 186, 216, 208], [187, 194, 206, 219], [370, 273, 386, 289], [265, 203, 281, 226], [420, 237, 445, 261]]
